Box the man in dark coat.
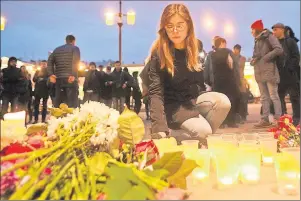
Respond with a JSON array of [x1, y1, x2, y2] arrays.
[[101, 66, 113, 107], [272, 23, 300, 126], [1, 57, 22, 114], [123, 67, 132, 109], [47, 35, 80, 108], [33, 60, 49, 123], [111, 61, 134, 113], [83, 62, 101, 103]]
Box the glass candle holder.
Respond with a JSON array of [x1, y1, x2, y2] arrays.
[[275, 153, 300, 196], [214, 149, 240, 189], [190, 149, 211, 184], [153, 137, 178, 157], [280, 147, 300, 162], [242, 133, 259, 141], [259, 138, 278, 165], [181, 140, 199, 150], [238, 147, 261, 184]]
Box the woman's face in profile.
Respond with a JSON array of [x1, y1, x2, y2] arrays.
[[165, 14, 188, 47]]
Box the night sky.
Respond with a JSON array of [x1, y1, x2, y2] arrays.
[[1, 1, 300, 64]]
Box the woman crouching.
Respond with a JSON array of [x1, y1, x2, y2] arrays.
[[148, 3, 231, 141]]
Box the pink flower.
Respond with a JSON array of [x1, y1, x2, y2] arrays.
[[0, 162, 19, 196], [96, 193, 106, 200], [156, 188, 189, 200]]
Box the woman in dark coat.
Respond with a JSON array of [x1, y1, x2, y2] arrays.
[[147, 4, 231, 140], [211, 38, 241, 127]]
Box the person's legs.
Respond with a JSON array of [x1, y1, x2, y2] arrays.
[[1, 94, 10, 114], [42, 97, 48, 122], [34, 96, 41, 122], [27, 97, 33, 123], [125, 95, 131, 109], [11, 96, 19, 113], [257, 82, 271, 122], [145, 101, 150, 119], [180, 115, 213, 140], [288, 83, 300, 125], [66, 86, 79, 108], [278, 83, 287, 116], [120, 97, 125, 113], [91, 93, 99, 102], [267, 82, 282, 120], [134, 97, 142, 114], [112, 97, 118, 111], [54, 82, 62, 108], [195, 92, 231, 133], [225, 96, 238, 127]]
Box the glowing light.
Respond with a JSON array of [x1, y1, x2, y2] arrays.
[[79, 65, 85, 71], [1, 16, 6, 31], [105, 12, 115, 26], [202, 14, 215, 32], [126, 11, 136, 25], [224, 22, 234, 36]]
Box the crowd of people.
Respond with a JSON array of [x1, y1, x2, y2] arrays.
[[0, 3, 299, 141]]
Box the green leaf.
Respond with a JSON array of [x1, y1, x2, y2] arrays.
[[89, 152, 112, 175], [143, 169, 170, 180], [103, 163, 156, 200], [167, 159, 198, 189], [118, 106, 145, 145], [152, 151, 183, 176]]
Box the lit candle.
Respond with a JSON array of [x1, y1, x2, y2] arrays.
[[240, 165, 260, 183], [262, 156, 274, 164], [259, 138, 278, 165], [219, 176, 234, 185], [192, 167, 208, 184]]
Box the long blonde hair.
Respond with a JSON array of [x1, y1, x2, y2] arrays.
[[147, 4, 200, 76]]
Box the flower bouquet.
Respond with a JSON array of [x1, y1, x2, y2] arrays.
[[0, 102, 196, 200], [268, 115, 300, 151]]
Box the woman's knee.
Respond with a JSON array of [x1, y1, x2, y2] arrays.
[[210, 92, 231, 110], [181, 117, 212, 139]]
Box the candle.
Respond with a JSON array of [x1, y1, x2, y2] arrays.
[[3, 111, 26, 127], [191, 167, 208, 185], [275, 153, 300, 196], [259, 138, 278, 165]]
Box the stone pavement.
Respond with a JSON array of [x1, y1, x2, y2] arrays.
[[139, 103, 293, 141]]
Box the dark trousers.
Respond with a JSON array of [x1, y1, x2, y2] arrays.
[[133, 97, 142, 114], [54, 79, 78, 108], [34, 95, 48, 122], [224, 96, 239, 126], [239, 92, 248, 120], [144, 100, 150, 118], [125, 95, 131, 109], [1, 94, 18, 114], [278, 82, 300, 123], [83, 91, 99, 103]]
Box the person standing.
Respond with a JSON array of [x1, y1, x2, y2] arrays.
[[211, 38, 241, 128], [101, 66, 113, 107], [1, 57, 22, 115], [123, 67, 132, 109], [132, 71, 142, 114], [250, 20, 283, 127], [83, 62, 101, 103], [233, 44, 248, 123], [47, 35, 80, 108], [272, 23, 300, 126], [111, 61, 133, 113], [33, 60, 49, 123]]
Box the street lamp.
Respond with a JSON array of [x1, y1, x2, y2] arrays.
[[1, 16, 6, 31], [105, 0, 136, 64]]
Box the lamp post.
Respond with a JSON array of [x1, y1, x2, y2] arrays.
[[1, 16, 6, 31], [105, 0, 135, 64]]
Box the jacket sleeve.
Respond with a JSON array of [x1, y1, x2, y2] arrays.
[[47, 52, 55, 76], [149, 56, 169, 133], [204, 52, 212, 86], [286, 38, 300, 71], [263, 34, 284, 62], [72, 46, 81, 77]]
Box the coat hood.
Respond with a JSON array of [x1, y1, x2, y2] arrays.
[[256, 29, 272, 41]]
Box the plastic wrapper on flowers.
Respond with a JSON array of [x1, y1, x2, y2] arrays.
[[269, 115, 300, 151]]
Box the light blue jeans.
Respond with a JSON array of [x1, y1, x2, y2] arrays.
[[178, 92, 231, 140], [257, 81, 282, 120]]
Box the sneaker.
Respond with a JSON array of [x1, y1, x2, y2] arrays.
[[254, 119, 271, 128]]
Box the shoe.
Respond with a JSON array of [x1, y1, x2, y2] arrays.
[[254, 119, 271, 128], [33, 120, 38, 124]]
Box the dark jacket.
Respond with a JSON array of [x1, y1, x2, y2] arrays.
[[211, 48, 240, 99], [149, 49, 206, 133], [204, 50, 215, 87], [252, 29, 283, 83], [47, 44, 80, 79], [33, 68, 49, 98], [18, 73, 32, 104], [276, 37, 300, 85], [83, 70, 101, 93], [111, 69, 134, 98], [2, 65, 22, 96], [101, 72, 113, 100]]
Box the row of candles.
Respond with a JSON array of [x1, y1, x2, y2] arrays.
[[154, 132, 300, 196]]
